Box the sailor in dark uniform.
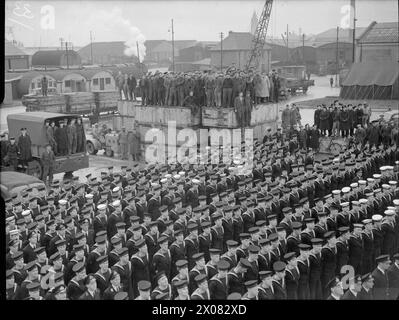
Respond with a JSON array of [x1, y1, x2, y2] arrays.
[[242, 280, 259, 300], [150, 271, 172, 300], [131, 239, 151, 298], [272, 261, 287, 300], [342, 274, 362, 300], [321, 231, 337, 299], [358, 273, 374, 300], [227, 258, 250, 295], [208, 260, 229, 300], [6, 269, 18, 300], [185, 223, 200, 270], [188, 252, 207, 294], [171, 260, 190, 298], [191, 274, 210, 300], [205, 249, 221, 279], [152, 235, 172, 280], [326, 277, 344, 300]]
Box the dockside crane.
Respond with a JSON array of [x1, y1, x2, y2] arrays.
[[245, 0, 274, 71]]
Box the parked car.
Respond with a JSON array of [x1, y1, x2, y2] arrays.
[[0, 171, 46, 200]]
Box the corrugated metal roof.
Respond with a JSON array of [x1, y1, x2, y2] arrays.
[[5, 41, 28, 56], [17, 71, 57, 95], [4, 72, 23, 81], [311, 27, 367, 47], [78, 41, 138, 60], [32, 50, 81, 66], [145, 40, 168, 52], [359, 22, 398, 43], [45, 69, 85, 81], [210, 32, 271, 51]]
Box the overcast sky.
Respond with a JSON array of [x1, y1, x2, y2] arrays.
[[6, 0, 398, 50]]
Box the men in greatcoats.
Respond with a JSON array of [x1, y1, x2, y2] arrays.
[[46, 121, 57, 154], [282, 105, 291, 132], [128, 74, 137, 101], [366, 121, 381, 148], [234, 92, 246, 128], [6, 137, 19, 170], [319, 106, 330, 136], [244, 91, 253, 127], [116, 71, 124, 100], [205, 73, 215, 108], [139, 75, 148, 106], [387, 253, 399, 300], [314, 105, 322, 129], [272, 74, 280, 103], [128, 125, 141, 161], [354, 124, 367, 147], [17, 128, 32, 169], [372, 254, 391, 300], [75, 118, 86, 153], [41, 76, 48, 96], [222, 74, 234, 108], [118, 127, 129, 160], [339, 106, 350, 138], [253, 73, 261, 105], [41, 144, 56, 185], [66, 119, 77, 155]]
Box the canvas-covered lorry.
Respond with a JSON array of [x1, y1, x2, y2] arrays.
[[6, 112, 89, 179]]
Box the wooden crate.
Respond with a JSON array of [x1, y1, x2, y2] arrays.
[[117, 101, 201, 126], [202, 103, 279, 128], [22, 91, 119, 115]]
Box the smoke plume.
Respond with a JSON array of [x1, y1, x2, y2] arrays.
[[95, 7, 146, 61]]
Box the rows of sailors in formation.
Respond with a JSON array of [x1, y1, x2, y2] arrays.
[[5, 140, 399, 300]]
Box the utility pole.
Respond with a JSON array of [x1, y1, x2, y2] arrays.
[[136, 41, 140, 63], [302, 33, 305, 66], [171, 19, 175, 72], [352, 1, 357, 63], [90, 31, 94, 65], [220, 32, 224, 71], [286, 24, 289, 63], [136, 41, 142, 75], [335, 26, 339, 87], [65, 41, 72, 69]]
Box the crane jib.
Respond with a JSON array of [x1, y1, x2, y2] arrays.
[[246, 0, 274, 71]]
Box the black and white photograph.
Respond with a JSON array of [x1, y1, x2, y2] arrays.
[[2, 0, 399, 303]]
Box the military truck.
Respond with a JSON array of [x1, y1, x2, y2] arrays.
[[274, 65, 314, 95], [7, 112, 89, 179]]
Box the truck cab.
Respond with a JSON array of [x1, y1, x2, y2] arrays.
[[7, 112, 89, 179]]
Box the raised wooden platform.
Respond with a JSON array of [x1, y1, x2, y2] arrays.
[[116, 102, 280, 150]]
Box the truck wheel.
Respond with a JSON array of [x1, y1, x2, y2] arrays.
[[105, 148, 114, 157], [28, 159, 43, 179], [86, 141, 98, 155]]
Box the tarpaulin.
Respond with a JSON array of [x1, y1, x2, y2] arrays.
[[342, 62, 399, 86]]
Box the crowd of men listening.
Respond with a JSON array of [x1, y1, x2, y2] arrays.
[[313, 101, 399, 144], [135, 68, 281, 108], [5, 126, 399, 300], [277, 102, 399, 153]]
